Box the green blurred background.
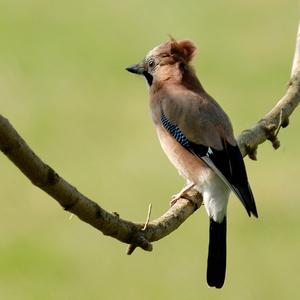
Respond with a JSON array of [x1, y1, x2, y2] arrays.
[[0, 1, 299, 299]]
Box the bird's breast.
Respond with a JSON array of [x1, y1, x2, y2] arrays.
[[156, 125, 210, 183]]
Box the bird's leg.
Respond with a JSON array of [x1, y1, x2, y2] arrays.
[[170, 182, 196, 206]]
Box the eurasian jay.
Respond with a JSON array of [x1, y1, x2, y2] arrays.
[[126, 38, 258, 289]]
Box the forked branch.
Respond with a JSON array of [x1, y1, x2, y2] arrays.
[[1, 22, 300, 253]]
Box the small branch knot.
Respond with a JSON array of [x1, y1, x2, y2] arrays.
[[269, 136, 281, 149], [263, 109, 285, 150], [127, 204, 153, 255], [113, 212, 120, 218], [281, 117, 289, 128], [126, 234, 153, 255], [265, 123, 281, 150], [245, 144, 258, 160]]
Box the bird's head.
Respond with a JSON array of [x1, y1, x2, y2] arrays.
[[126, 37, 197, 87]]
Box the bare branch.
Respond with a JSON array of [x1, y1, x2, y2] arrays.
[[0, 22, 300, 252], [291, 21, 300, 77], [237, 21, 300, 159], [0, 115, 201, 251], [237, 71, 300, 159]]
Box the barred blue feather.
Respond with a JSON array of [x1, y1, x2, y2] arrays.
[[160, 110, 190, 148]]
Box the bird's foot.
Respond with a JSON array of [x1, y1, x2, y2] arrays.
[[169, 182, 196, 206], [170, 193, 184, 206]]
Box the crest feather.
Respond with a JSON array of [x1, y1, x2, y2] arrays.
[[169, 36, 197, 62]]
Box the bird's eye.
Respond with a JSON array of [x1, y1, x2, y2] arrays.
[[148, 59, 155, 68]]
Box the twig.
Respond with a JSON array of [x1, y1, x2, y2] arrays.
[[291, 21, 300, 77], [274, 109, 283, 137], [142, 204, 152, 231], [127, 204, 153, 255]]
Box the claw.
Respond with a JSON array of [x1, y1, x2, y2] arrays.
[[170, 193, 182, 206], [169, 181, 196, 206]]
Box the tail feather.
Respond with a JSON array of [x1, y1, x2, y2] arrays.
[[207, 218, 227, 289]]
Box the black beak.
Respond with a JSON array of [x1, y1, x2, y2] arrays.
[[126, 64, 144, 74]]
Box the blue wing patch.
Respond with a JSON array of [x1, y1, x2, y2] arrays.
[[160, 110, 190, 147]]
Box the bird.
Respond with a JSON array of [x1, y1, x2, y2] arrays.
[[126, 37, 258, 289]]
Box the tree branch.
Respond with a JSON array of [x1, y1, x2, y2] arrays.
[[238, 21, 300, 159], [1, 22, 300, 253]]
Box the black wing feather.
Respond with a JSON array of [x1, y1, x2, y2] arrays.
[[160, 110, 258, 217]]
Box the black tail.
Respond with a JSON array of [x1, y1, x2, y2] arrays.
[[207, 217, 227, 289]]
